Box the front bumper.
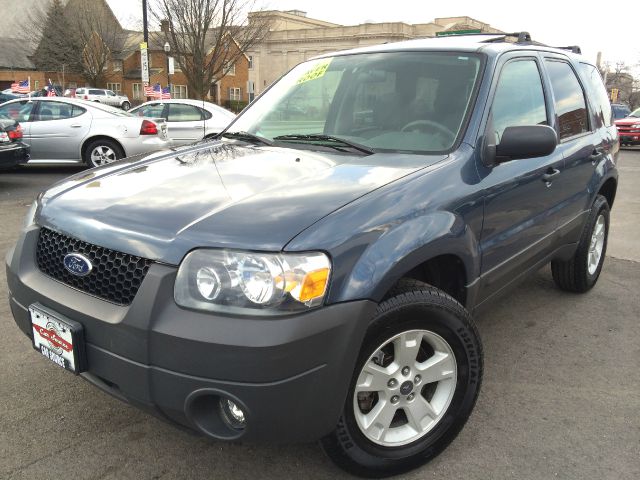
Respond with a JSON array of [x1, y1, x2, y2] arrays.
[[6, 227, 376, 443], [617, 130, 640, 145]]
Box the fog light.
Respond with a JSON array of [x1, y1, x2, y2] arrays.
[[220, 398, 246, 430]]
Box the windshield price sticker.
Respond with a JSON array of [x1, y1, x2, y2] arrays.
[[297, 59, 332, 84]]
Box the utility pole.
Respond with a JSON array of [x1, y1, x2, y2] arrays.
[[142, 0, 149, 44], [142, 0, 150, 100]]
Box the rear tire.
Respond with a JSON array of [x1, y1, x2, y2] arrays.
[[121, 101, 131, 111], [321, 280, 482, 478], [551, 194, 610, 293], [84, 139, 124, 168]]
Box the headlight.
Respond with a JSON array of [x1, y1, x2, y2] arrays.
[[23, 201, 38, 229], [174, 249, 331, 314]]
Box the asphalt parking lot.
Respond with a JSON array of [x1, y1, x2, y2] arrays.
[[1, 152, 639, 480]]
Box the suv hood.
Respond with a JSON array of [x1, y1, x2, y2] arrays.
[[38, 142, 446, 264]]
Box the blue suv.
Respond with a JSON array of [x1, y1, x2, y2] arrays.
[[6, 33, 618, 477]]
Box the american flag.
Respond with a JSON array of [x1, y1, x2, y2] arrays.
[[161, 86, 171, 100], [143, 83, 154, 97], [152, 83, 162, 99], [11, 79, 30, 94], [46, 79, 57, 97]]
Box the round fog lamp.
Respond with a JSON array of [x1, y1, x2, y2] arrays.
[[220, 398, 246, 429], [196, 267, 222, 300]]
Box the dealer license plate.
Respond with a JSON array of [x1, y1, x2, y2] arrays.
[[30, 305, 85, 374]]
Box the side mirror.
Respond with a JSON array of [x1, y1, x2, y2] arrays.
[[495, 125, 557, 162]]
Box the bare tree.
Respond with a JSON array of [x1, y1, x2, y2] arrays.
[[151, 0, 271, 99]]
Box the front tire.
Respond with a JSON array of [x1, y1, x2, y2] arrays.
[[321, 281, 483, 478], [84, 139, 124, 168], [121, 101, 131, 111], [551, 194, 610, 293]]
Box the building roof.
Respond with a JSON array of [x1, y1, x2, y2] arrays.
[[0, 37, 37, 70]]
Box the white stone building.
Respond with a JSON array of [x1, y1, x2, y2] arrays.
[[246, 11, 502, 99]]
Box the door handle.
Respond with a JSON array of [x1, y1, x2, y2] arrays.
[[70, 124, 82, 128], [590, 147, 604, 165], [542, 167, 560, 186]]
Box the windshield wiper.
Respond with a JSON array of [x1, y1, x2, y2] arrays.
[[273, 134, 375, 155], [222, 131, 273, 146]]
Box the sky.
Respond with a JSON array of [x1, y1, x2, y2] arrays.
[[106, 0, 638, 70]]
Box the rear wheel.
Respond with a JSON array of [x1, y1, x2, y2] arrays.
[[551, 194, 610, 292], [121, 101, 131, 111], [321, 280, 482, 478], [84, 139, 124, 168]]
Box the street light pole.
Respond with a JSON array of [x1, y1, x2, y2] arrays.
[[164, 42, 171, 97], [142, 0, 149, 44]]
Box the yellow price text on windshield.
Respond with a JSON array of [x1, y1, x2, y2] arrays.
[[297, 59, 332, 84]]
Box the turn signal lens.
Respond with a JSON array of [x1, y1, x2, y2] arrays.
[[298, 268, 330, 303], [139, 119, 158, 135]]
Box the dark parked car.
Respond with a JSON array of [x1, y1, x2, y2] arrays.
[[0, 117, 29, 170], [0, 92, 20, 104], [6, 33, 618, 477]]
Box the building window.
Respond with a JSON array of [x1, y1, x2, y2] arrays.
[[229, 87, 241, 101], [225, 62, 236, 76], [172, 84, 188, 99], [34, 80, 39, 90], [112, 60, 123, 72], [107, 83, 122, 94], [132, 83, 143, 100], [248, 56, 253, 69]]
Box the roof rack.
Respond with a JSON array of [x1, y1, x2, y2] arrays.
[[553, 45, 582, 54], [434, 31, 532, 43], [432, 31, 582, 54]]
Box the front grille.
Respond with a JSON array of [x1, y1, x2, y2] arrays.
[[36, 227, 152, 305]]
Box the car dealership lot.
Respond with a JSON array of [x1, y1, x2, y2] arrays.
[[1, 152, 639, 480]]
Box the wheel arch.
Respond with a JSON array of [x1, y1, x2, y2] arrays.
[[81, 136, 126, 163], [329, 211, 480, 310], [597, 176, 617, 208]]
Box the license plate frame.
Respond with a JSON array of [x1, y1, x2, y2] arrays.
[[30, 304, 87, 374]]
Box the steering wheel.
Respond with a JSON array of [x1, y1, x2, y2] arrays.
[[400, 119, 455, 141]]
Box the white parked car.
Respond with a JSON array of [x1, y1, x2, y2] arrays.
[[0, 97, 169, 167], [129, 99, 235, 146], [73, 88, 131, 111]]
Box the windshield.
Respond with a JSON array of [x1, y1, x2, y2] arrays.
[[228, 52, 483, 153]]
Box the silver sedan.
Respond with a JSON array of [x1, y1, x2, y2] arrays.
[[0, 97, 170, 167], [129, 99, 235, 146]]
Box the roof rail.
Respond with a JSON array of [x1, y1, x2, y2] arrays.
[[554, 45, 582, 54], [436, 31, 532, 43]]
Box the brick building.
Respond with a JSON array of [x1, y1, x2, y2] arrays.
[[0, 0, 249, 108]]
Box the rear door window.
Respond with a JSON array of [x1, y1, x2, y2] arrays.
[[89, 89, 106, 96], [545, 60, 589, 140], [35, 102, 86, 121]]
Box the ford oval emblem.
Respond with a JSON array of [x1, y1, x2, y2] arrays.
[[63, 253, 93, 277]]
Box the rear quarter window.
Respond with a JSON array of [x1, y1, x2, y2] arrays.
[[579, 63, 613, 127], [545, 59, 589, 140]]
